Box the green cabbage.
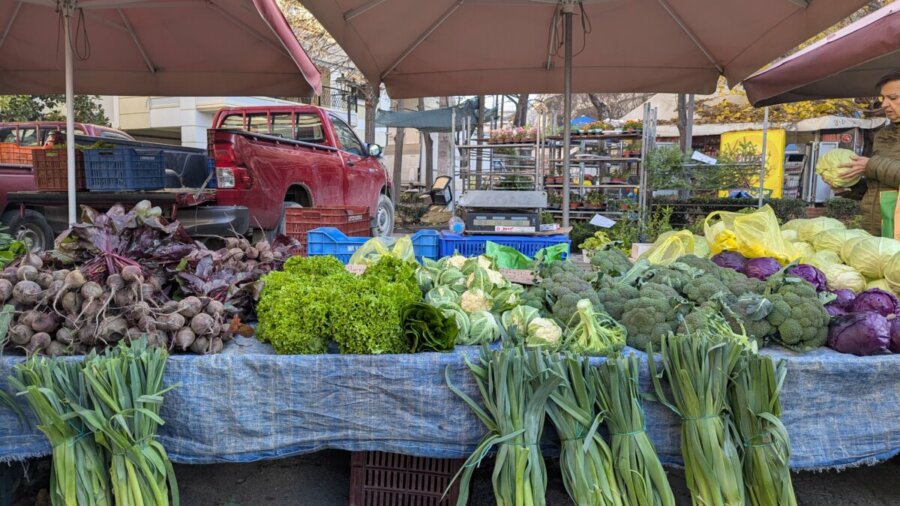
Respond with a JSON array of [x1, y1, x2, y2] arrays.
[[438, 303, 470, 343], [437, 268, 466, 290], [812, 228, 869, 254], [693, 235, 710, 258], [491, 287, 521, 313], [795, 217, 845, 243], [883, 251, 900, 295], [815, 148, 861, 188], [781, 219, 808, 233], [841, 234, 871, 264], [781, 229, 799, 243], [466, 310, 500, 344], [819, 263, 867, 292], [848, 237, 900, 279], [866, 279, 893, 293], [792, 241, 816, 261], [425, 286, 460, 306], [805, 251, 842, 269]]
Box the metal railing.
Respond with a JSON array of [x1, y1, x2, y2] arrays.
[[283, 85, 359, 115]]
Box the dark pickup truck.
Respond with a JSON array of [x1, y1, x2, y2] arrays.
[[0, 106, 393, 250]]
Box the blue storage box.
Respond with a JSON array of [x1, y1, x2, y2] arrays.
[[307, 228, 441, 264], [84, 147, 165, 191], [439, 232, 570, 259]]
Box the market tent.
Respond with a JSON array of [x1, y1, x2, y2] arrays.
[[301, 0, 868, 224], [0, 0, 322, 224], [652, 115, 888, 138], [375, 97, 497, 133], [744, 3, 900, 106], [570, 115, 596, 126]]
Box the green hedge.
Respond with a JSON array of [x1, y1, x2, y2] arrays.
[[650, 197, 809, 227]]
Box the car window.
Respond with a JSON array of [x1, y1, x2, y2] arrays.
[[39, 127, 88, 144], [100, 130, 131, 140], [331, 117, 364, 156], [271, 113, 292, 138], [0, 127, 16, 143], [18, 127, 39, 146], [220, 114, 244, 129], [295, 113, 326, 144], [247, 113, 268, 134]]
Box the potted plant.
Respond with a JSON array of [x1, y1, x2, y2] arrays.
[[623, 119, 643, 133], [569, 193, 583, 209], [623, 140, 642, 157], [548, 192, 563, 209], [585, 191, 606, 210]]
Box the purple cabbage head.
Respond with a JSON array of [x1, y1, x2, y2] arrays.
[[825, 304, 847, 317], [827, 313, 891, 356], [711, 251, 748, 272], [831, 289, 856, 309], [890, 318, 900, 354], [848, 288, 899, 317], [742, 257, 782, 280], [786, 264, 827, 292]]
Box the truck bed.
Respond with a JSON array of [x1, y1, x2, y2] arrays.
[[6, 189, 217, 208]]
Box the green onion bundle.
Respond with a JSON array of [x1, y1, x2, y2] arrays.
[[728, 353, 797, 506], [529, 351, 621, 506], [446, 345, 560, 506], [649, 332, 745, 506], [75, 339, 179, 506], [594, 354, 674, 506], [11, 356, 111, 506]]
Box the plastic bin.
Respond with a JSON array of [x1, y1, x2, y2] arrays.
[[83, 147, 166, 191], [284, 207, 370, 253], [206, 158, 217, 189], [307, 227, 440, 264], [0, 143, 36, 165], [33, 148, 86, 191], [439, 232, 570, 259], [349, 451, 462, 506]]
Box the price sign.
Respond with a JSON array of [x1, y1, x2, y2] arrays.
[[500, 269, 535, 285], [345, 264, 367, 275]]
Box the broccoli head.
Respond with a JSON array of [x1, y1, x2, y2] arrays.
[[765, 279, 829, 350], [590, 248, 633, 278], [640, 266, 695, 292], [596, 284, 640, 320], [621, 296, 678, 352], [682, 274, 730, 305]]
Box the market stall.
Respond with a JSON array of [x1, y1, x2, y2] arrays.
[[0, 341, 897, 470]]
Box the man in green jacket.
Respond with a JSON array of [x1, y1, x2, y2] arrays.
[[842, 71, 900, 236]]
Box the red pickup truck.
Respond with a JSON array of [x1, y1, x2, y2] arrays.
[[210, 105, 394, 237], [0, 105, 393, 250]]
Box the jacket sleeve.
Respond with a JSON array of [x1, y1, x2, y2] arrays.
[[865, 155, 900, 188]]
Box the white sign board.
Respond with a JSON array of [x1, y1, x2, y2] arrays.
[[589, 214, 617, 228]]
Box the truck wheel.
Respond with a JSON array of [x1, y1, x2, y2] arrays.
[[373, 195, 395, 237], [1, 209, 55, 253]]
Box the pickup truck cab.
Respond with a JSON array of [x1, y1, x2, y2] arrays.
[[210, 105, 394, 236]]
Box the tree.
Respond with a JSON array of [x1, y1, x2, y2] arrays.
[[0, 94, 109, 125], [391, 100, 406, 203], [418, 98, 434, 187]]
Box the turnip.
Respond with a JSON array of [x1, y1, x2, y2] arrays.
[[224, 237, 241, 250], [78, 323, 98, 346], [31, 312, 58, 334], [99, 316, 128, 342], [177, 296, 203, 318], [52, 269, 86, 310], [173, 327, 196, 351], [21, 252, 42, 270], [51, 269, 70, 283], [146, 330, 167, 348], [245, 246, 259, 260], [1, 267, 17, 284], [13, 280, 42, 305], [61, 292, 81, 315], [160, 300, 179, 314], [156, 312, 185, 332], [45, 340, 66, 357], [9, 324, 34, 346], [0, 279, 11, 303], [208, 337, 224, 354], [25, 332, 51, 356], [114, 288, 134, 308], [190, 336, 209, 354], [16, 265, 38, 282], [56, 327, 75, 345], [190, 313, 215, 336], [204, 299, 225, 318], [120, 265, 144, 284], [137, 315, 157, 333], [80, 281, 103, 301], [127, 301, 151, 323]]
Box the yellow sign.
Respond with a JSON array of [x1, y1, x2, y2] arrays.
[[719, 129, 786, 199]]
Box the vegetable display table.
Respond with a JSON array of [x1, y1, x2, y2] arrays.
[[0, 339, 897, 470]]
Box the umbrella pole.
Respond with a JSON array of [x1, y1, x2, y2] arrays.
[[561, 3, 573, 227], [759, 106, 769, 208], [64, 6, 76, 225]]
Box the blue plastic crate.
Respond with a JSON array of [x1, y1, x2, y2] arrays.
[[83, 147, 165, 191], [307, 227, 441, 264], [439, 232, 570, 259], [206, 158, 217, 188]]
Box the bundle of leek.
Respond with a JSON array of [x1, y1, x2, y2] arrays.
[[594, 354, 674, 506], [11, 356, 111, 506], [75, 339, 179, 506], [445, 345, 560, 506], [728, 353, 797, 506], [649, 331, 745, 506], [529, 351, 621, 506]]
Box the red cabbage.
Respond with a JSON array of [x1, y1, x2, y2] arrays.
[[831, 289, 856, 309], [742, 257, 782, 280], [827, 313, 891, 356], [825, 304, 846, 317], [787, 264, 827, 292], [711, 251, 748, 272], [890, 318, 900, 353], [848, 288, 899, 317]]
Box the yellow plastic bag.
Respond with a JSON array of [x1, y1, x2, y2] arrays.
[[349, 235, 415, 265], [638, 230, 695, 265], [704, 205, 798, 264]]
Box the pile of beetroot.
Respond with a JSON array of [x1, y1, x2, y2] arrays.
[[712, 250, 900, 356], [0, 201, 302, 356]]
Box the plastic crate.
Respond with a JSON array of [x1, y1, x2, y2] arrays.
[[439, 232, 570, 259], [307, 227, 440, 264], [83, 147, 166, 191], [349, 451, 462, 506], [0, 143, 36, 165], [32, 148, 86, 191], [206, 158, 217, 188], [284, 207, 370, 252]]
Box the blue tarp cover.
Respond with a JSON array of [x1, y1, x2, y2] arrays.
[[1, 339, 897, 470]]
